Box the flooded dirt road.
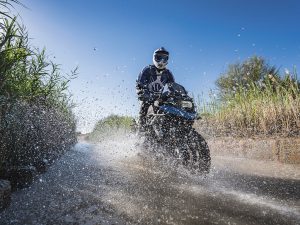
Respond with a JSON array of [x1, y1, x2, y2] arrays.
[[1, 135, 299, 225]]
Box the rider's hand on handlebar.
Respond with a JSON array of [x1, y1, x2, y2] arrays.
[[154, 100, 161, 107], [147, 93, 157, 103]]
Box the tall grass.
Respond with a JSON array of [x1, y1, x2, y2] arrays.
[[196, 92, 220, 117], [0, 2, 77, 121], [0, 1, 77, 170], [198, 70, 300, 137], [0, 15, 77, 109]]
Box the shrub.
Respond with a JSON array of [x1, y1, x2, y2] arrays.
[[0, 0, 77, 171], [216, 56, 279, 100], [88, 115, 134, 142], [198, 57, 300, 137]]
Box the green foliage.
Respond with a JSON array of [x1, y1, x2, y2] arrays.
[[0, 0, 77, 170], [88, 115, 134, 142], [0, 1, 78, 131], [216, 56, 279, 99], [199, 56, 300, 137], [0, 102, 77, 168], [0, 14, 77, 111], [94, 115, 133, 132], [196, 92, 220, 117]]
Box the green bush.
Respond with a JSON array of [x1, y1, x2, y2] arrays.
[[0, 101, 77, 168], [88, 115, 134, 142], [216, 56, 280, 100], [198, 56, 300, 137], [0, 0, 77, 171]]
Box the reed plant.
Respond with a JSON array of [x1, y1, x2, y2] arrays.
[[0, 0, 77, 170], [198, 57, 300, 137], [0, 15, 77, 110]]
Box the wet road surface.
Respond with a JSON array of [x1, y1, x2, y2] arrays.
[[0, 135, 299, 225]]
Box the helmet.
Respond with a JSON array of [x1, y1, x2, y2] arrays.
[[153, 47, 169, 70]]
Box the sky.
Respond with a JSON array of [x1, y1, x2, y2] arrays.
[[12, 0, 300, 133]]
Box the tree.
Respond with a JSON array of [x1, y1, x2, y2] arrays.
[[216, 56, 279, 99]]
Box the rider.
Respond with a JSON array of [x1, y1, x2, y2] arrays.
[[136, 47, 175, 131]]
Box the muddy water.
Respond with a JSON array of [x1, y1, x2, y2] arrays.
[[0, 134, 299, 225]]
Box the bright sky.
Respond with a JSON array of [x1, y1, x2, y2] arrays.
[[14, 0, 300, 133]]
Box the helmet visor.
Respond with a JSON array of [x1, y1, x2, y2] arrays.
[[155, 54, 169, 63]]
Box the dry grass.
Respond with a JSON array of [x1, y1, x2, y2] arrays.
[[198, 74, 300, 137]]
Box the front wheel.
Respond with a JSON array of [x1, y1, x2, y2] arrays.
[[188, 129, 211, 173]]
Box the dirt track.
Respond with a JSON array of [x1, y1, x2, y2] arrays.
[[0, 135, 299, 225]]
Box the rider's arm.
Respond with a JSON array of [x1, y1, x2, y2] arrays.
[[168, 70, 175, 83], [136, 66, 150, 88], [136, 66, 150, 100]]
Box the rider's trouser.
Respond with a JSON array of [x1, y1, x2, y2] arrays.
[[139, 101, 150, 131]]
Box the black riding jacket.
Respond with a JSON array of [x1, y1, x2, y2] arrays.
[[136, 65, 175, 100]]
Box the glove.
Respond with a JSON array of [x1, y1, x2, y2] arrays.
[[144, 91, 156, 103], [136, 83, 149, 100], [148, 93, 156, 103], [137, 89, 155, 102], [137, 88, 147, 101], [154, 100, 161, 107]]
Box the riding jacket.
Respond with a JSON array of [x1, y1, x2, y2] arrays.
[[136, 65, 175, 100]]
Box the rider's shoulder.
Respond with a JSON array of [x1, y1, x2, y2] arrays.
[[140, 65, 153, 74], [165, 68, 171, 73], [164, 68, 173, 75]]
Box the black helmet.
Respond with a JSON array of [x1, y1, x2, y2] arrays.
[[154, 47, 169, 56], [153, 47, 169, 69]]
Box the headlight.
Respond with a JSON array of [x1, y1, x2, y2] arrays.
[[181, 101, 193, 108]]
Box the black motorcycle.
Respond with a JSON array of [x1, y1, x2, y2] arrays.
[[139, 82, 211, 173]]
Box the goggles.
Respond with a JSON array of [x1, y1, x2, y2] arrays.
[[155, 54, 169, 63]]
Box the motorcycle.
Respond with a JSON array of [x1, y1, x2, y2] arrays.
[[138, 82, 211, 173]]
